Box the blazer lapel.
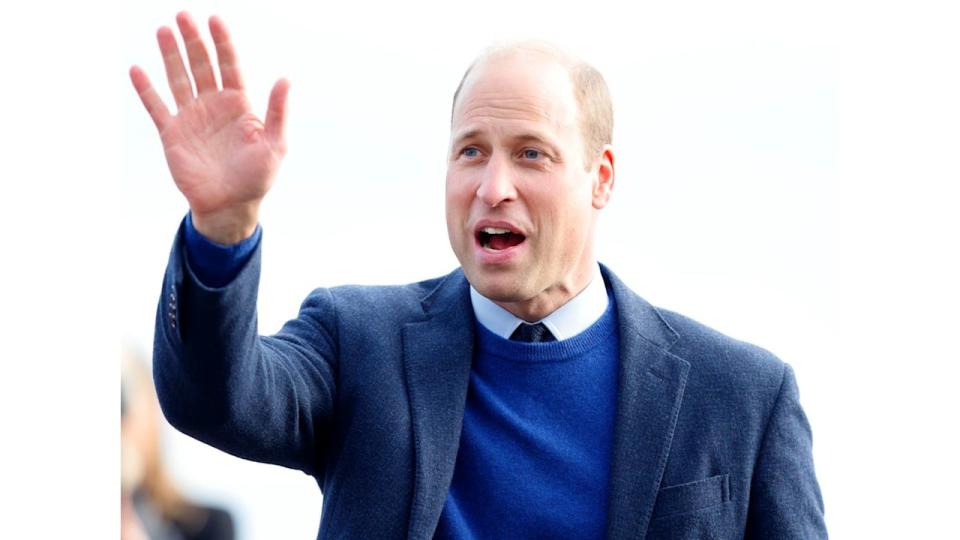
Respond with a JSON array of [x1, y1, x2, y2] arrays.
[[403, 270, 475, 540], [602, 266, 691, 539]]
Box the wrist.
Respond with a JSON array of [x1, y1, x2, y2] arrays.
[[191, 203, 261, 245]]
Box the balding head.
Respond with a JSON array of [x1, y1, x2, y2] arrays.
[[451, 41, 613, 167]]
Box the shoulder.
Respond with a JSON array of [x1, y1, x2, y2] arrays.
[[603, 264, 788, 399], [296, 268, 465, 322], [656, 307, 787, 387]]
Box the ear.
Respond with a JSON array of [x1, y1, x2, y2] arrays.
[[591, 145, 615, 209]]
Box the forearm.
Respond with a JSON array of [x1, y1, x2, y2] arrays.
[[153, 221, 335, 474]]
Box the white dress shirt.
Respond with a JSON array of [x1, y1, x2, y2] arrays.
[[469, 264, 609, 341]]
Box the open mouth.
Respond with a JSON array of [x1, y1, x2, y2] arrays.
[[477, 226, 526, 251]]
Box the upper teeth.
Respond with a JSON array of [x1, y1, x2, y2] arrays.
[[482, 227, 512, 234]]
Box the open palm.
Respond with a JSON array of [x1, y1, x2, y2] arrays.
[[131, 12, 288, 243]]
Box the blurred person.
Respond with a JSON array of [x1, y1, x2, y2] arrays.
[[130, 12, 826, 539], [121, 349, 235, 540]]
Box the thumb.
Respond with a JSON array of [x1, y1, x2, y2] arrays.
[[265, 78, 290, 151]]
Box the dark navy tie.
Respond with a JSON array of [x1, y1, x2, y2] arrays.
[[510, 322, 556, 343]]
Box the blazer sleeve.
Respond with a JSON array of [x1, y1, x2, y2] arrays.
[[745, 363, 828, 539], [153, 221, 337, 476]]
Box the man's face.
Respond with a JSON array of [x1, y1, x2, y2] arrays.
[[445, 53, 613, 321]]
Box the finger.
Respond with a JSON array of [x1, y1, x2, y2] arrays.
[[129, 65, 172, 131], [156, 26, 194, 107], [175, 11, 218, 94], [209, 15, 244, 90], [265, 78, 290, 149]]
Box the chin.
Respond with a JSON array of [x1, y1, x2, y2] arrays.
[[465, 269, 527, 302]]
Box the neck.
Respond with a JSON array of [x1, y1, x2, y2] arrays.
[[495, 263, 595, 322]]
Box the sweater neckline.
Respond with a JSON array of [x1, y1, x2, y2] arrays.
[[474, 296, 618, 364]]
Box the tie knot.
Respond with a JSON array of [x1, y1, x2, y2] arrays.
[[510, 322, 556, 343]]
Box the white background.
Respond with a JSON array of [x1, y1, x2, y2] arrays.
[[2, 0, 958, 538]]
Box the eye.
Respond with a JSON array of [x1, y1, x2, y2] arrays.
[[461, 147, 480, 158], [521, 148, 542, 160]]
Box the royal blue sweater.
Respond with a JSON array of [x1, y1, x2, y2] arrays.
[[435, 302, 620, 539]]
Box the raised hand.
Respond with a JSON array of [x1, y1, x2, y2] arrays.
[[130, 12, 289, 244]]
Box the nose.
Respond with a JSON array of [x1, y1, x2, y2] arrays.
[[476, 155, 517, 208]]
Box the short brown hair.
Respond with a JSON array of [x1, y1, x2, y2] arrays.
[[451, 42, 613, 167]]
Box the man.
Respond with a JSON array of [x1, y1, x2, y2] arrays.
[[131, 12, 826, 539]]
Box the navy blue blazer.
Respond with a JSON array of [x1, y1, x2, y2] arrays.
[[154, 226, 826, 539]]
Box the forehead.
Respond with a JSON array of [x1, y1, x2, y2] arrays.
[[451, 53, 579, 137]]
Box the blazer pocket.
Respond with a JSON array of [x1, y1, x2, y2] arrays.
[[651, 473, 730, 520]]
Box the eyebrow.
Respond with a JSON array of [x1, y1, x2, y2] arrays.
[[451, 129, 483, 148]]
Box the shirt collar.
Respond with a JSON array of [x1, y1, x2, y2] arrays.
[[469, 263, 609, 341]]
